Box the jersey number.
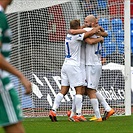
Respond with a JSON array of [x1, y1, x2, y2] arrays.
[[65, 42, 71, 58]]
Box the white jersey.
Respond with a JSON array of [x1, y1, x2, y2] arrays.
[[84, 27, 101, 65], [63, 33, 85, 66], [80, 42, 86, 65]]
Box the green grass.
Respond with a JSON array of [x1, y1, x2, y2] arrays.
[[0, 115, 133, 133]]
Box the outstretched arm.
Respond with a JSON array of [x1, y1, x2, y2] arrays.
[[0, 54, 32, 94]]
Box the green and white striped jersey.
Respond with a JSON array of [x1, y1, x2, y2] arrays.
[[0, 6, 14, 91]]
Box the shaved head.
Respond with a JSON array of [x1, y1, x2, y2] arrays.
[[84, 15, 97, 27], [85, 15, 96, 23]]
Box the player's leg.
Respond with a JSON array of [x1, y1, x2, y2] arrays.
[[67, 63, 87, 120], [86, 65, 102, 122], [49, 65, 70, 122], [73, 86, 87, 122], [86, 88, 102, 121], [96, 91, 115, 120], [67, 65, 86, 122], [52, 86, 69, 112], [94, 63, 115, 120], [0, 86, 25, 133], [49, 86, 69, 122], [3, 122, 25, 133], [68, 86, 87, 121]]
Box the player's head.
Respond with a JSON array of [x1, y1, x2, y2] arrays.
[[84, 15, 97, 27], [70, 19, 80, 29]]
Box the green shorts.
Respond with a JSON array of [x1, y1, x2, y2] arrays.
[[0, 87, 23, 127]]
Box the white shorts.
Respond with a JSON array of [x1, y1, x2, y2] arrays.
[[61, 64, 84, 88], [86, 65, 102, 89], [80, 64, 87, 86]]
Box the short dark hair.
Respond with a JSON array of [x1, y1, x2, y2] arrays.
[[70, 19, 80, 29]]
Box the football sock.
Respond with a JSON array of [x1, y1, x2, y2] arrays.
[[75, 94, 83, 115], [96, 91, 111, 112], [52, 93, 63, 111], [90, 98, 101, 118]]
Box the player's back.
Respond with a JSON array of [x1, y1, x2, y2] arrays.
[[64, 33, 84, 66]]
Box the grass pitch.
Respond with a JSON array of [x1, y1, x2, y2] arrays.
[[0, 115, 133, 133]]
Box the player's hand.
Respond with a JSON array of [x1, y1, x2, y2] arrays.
[[20, 76, 32, 94], [94, 26, 102, 33], [100, 27, 105, 32], [100, 36, 104, 43]]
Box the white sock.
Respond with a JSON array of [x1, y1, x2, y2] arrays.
[[96, 91, 111, 112], [70, 95, 76, 118], [90, 99, 101, 119], [52, 93, 63, 111], [75, 94, 83, 115]]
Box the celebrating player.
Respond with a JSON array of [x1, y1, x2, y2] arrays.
[[49, 19, 103, 122], [67, 15, 115, 122], [84, 15, 115, 121]]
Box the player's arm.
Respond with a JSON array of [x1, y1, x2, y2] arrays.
[[68, 26, 102, 37], [101, 57, 106, 65], [96, 27, 108, 37], [84, 36, 104, 45], [0, 54, 32, 94], [97, 30, 108, 37], [68, 29, 86, 34]]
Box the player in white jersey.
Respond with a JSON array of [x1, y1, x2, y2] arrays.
[[65, 23, 105, 121], [49, 19, 103, 122], [84, 15, 115, 121], [67, 16, 115, 121]]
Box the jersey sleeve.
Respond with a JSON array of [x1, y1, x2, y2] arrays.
[[0, 12, 6, 42]]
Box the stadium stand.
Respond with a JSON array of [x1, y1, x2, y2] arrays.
[[98, 18, 110, 30], [103, 41, 116, 55], [117, 42, 124, 54], [104, 30, 112, 43], [108, 0, 116, 4], [114, 30, 124, 44], [108, 4, 117, 18], [111, 18, 123, 33], [97, 0, 107, 9]]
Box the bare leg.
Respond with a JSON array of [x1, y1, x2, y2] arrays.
[[4, 122, 25, 133]]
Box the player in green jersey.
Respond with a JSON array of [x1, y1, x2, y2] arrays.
[[0, 0, 32, 133]]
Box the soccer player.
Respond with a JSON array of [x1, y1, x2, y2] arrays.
[[0, 0, 32, 133], [49, 19, 103, 122], [84, 15, 115, 121], [67, 15, 115, 122]]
